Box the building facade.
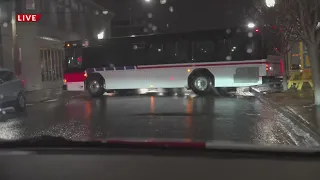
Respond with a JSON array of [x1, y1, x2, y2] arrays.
[[0, 0, 113, 91], [111, 18, 147, 37]]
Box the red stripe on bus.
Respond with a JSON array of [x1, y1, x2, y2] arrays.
[[137, 62, 267, 69]]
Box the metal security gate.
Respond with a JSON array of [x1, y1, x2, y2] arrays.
[[40, 48, 64, 82]]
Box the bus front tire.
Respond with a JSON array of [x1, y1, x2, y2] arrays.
[[87, 77, 105, 98], [190, 74, 214, 96]]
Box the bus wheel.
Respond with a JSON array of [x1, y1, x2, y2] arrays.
[[190, 74, 213, 96], [87, 77, 105, 97]]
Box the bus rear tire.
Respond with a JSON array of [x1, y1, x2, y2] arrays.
[[190, 74, 214, 96], [87, 77, 105, 98]]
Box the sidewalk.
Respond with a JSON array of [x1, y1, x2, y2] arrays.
[[25, 88, 64, 104], [262, 88, 320, 135]]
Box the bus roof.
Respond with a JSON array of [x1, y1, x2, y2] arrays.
[[110, 26, 260, 39], [65, 26, 261, 45]]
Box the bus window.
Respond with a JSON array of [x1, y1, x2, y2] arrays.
[[82, 47, 112, 68], [147, 42, 165, 65], [164, 41, 179, 63], [177, 39, 190, 63], [131, 42, 147, 65], [82, 40, 130, 68], [229, 32, 263, 61], [191, 31, 263, 62], [192, 40, 215, 62], [192, 38, 229, 62]]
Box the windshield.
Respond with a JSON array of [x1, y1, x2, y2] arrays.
[[65, 47, 84, 73], [0, 0, 319, 152]]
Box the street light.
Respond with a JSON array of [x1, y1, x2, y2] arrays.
[[97, 31, 104, 39], [2, 22, 7, 28], [266, 0, 275, 7], [160, 0, 167, 4], [102, 10, 108, 15], [247, 22, 255, 28], [169, 6, 174, 12], [145, 0, 151, 2]]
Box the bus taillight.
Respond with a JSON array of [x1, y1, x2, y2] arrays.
[[21, 79, 25, 87], [84, 72, 87, 77], [266, 64, 269, 73], [63, 79, 67, 84]]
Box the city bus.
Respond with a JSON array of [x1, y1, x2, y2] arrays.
[[63, 27, 283, 97]]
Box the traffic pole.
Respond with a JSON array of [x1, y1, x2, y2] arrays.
[[11, 0, 19, 75]]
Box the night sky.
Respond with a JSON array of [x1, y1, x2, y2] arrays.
[[94, 0, 253, 32]]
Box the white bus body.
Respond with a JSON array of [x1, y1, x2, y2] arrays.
[[65, 58, 282, 92], [63, 28, 283, 96]]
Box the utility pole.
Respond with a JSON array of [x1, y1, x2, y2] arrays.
[[0, 1, 7, 68], [0, 21, 3, 67], [11, 0, 19, 75]]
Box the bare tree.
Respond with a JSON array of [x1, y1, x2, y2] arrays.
[[247, 1, 299, 91], [249, 0, 320, 105]]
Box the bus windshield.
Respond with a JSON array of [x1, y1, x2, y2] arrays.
[[64, 46, 84, 73]]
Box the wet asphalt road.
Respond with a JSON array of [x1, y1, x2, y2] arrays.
[[0, 92, 318, 147]]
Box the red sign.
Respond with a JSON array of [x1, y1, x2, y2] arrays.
[[16, 14, 41, 22]]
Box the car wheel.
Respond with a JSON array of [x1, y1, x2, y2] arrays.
[[14, 93, 26, 112]]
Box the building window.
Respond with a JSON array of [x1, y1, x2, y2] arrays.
[[65, 7, 71, 31], [57, 5, 66, 31], [40, 48, 64, 82], [65, 0, 70, 6], [16, 0, 24, 13], [39, 0, 45, 11], [26, 0, 36, 10], [79, 3, 83, 12], [71, 0, 78, 10], [50, 1, 57, 26]]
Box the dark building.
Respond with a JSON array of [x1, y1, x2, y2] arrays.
[[102, 0, 253, 37], [0, 0, 114, 91]]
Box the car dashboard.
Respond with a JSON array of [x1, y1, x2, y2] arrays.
[[0, 147, 318, 180]]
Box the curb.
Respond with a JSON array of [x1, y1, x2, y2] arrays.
[[25, 88, 65, 104], [250, 89, 320, 142]]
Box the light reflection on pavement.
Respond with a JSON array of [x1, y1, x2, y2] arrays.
[[0, 92, 318, 147]]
